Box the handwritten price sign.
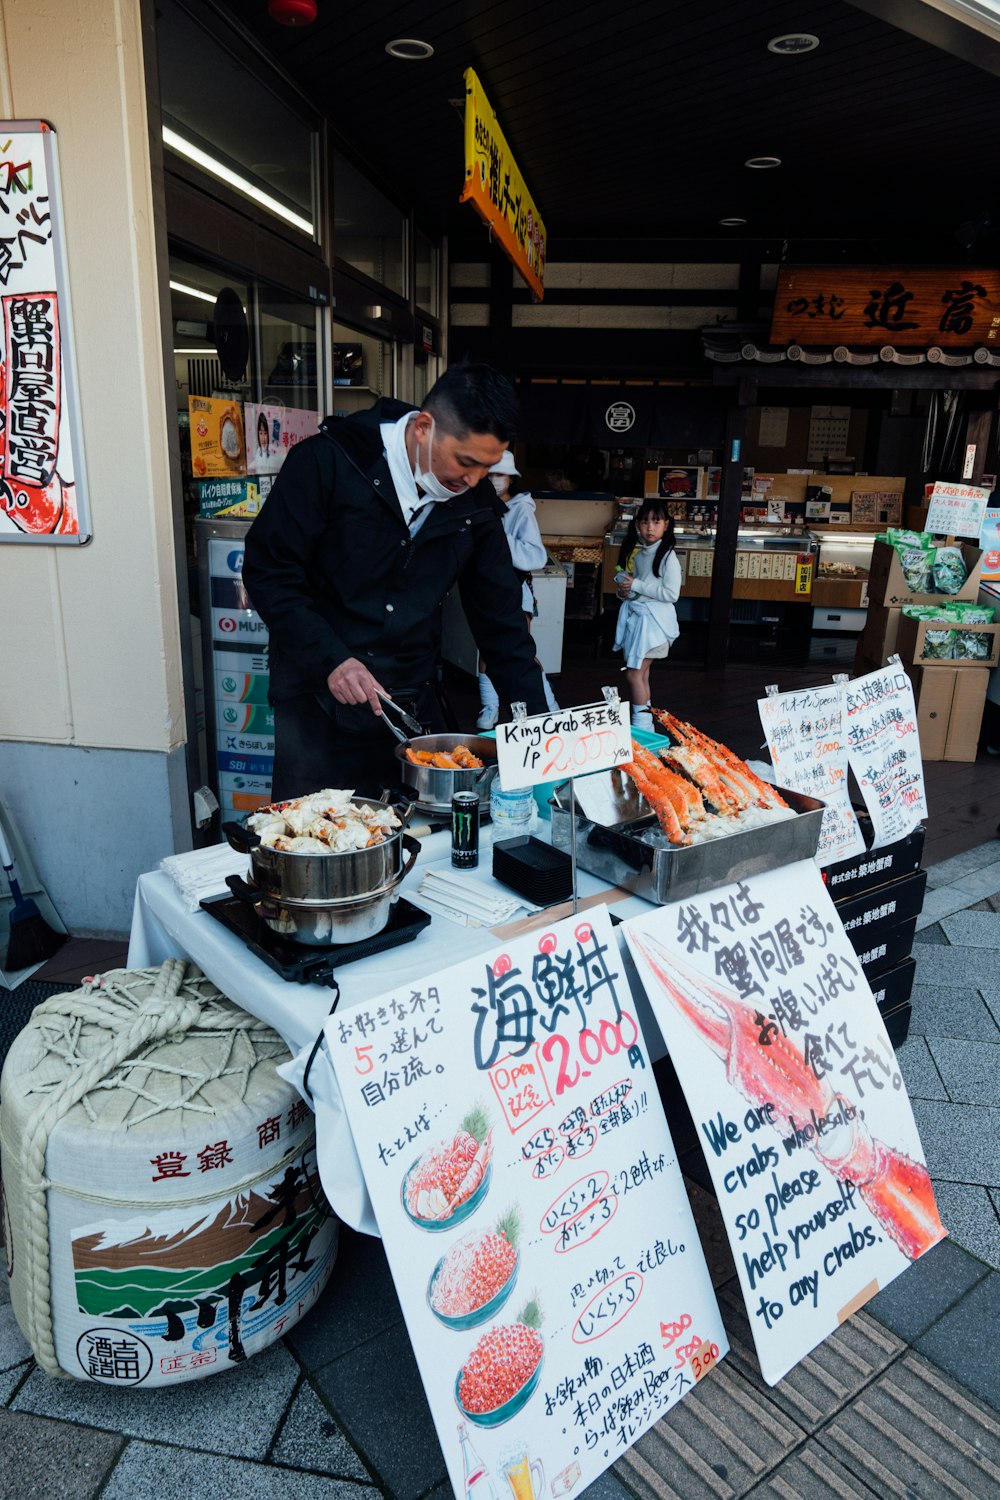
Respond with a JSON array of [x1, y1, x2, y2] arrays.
[[495, 700, 632, 789]]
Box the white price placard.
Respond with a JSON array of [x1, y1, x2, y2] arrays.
[[327, 908, 728, 1494], [495, 702, 632, 790], [844, 666, 927, 847], [757, 684, 866, 866], [925, 481, 991, 539]]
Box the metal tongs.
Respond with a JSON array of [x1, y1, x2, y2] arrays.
[[377, 691, 425, 743]]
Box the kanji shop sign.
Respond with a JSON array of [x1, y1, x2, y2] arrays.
[[327, 907, 727, 1494], [462, 67, 547, 301], [0, 122, 91, 543], [623, 861, 946, 1387], [770, 266, 1000, 348]]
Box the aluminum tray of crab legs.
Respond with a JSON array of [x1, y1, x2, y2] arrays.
[[549, 709, 825, 905]]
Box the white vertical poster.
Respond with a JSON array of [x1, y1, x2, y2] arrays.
[[844, 666, 927, 847], [622, 860, 945, 1387], [757, 683, 866, 866], [328, 908, 728, 1497], [0, 122, 90, 543]]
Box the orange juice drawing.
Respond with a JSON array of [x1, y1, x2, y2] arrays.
[[500, 1444, 544, 1500]]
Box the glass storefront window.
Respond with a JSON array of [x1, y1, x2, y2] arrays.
[[415, 230, 439, 315], [332, 319, 394, 418], [157, 0, 316, 238], [258, 290, 321, 416], [332, 150, 405, 297]]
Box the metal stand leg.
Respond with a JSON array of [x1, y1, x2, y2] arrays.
[[569, 774, 579, 915]]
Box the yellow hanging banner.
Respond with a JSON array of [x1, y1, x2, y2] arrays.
[[461, 67, 547, 301]]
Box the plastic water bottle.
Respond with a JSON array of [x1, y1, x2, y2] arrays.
[[490, 780, 536, 838]]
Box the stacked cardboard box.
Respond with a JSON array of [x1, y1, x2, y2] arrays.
[[823, 817, 926, 1046]]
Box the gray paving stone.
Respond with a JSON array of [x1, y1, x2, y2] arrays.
[[0, 1299, 32, 1372], [925, 844, 1000, 889], [311, 1317, 446, 1500], [0, 1264, 9, 1308], [895, 1035, 949, 1100], [914, 886, 970, 930], [580, 1470, 637, 1500], [742, 1443, 884, 1499], [0, 1360, 30, 1402], [951, 859, 1000, 900], [912, 922, 948, 944], [818, 1352, 1000, 1494], [926, 1035, 1000, 1105], [917, 1273, 1000, 1411], [616, 1358, 806, 1500], [931, 1182, 1000, 1270], [12, 1340, 299, 1459], [0, 1406, 123, 1499], [911, 1098, 1000, 1187], [940, 908, 1000, 947], [913, 942, 1000, 993], [715, 1282, 903, 1429], [284, 1223, 402, 1373], [908, 982, 1000, 1042], [101, 1441, 376, 1500], [865, 1235, 989, 1341], [982, 987, 1000, 1033], [272, 1379, 374, 1480], [685, 1174, 738, 1289]]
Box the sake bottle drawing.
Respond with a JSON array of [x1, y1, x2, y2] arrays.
[[458, 1420, 499, 1500]]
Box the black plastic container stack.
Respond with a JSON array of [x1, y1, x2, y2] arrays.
[[822, 815, 926, 1047]]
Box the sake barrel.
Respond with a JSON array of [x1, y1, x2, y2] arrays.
[[0, 959, 338, 1386]]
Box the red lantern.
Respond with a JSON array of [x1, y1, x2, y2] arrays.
[[268, 0, 317, 24]]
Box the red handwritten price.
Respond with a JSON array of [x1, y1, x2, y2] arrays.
[[540, 1011, 639, 1095], [688, 1339, 720, 1382], [540, 729, 631, 779], [659, 1313, 692, 1350]]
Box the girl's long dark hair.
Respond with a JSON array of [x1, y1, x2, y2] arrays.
[[617, 498, 676, 577]]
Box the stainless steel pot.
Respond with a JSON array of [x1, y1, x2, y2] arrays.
[[223, 796, 413, 904], [226, 857, 418, 946], [394, 734, 498, 815]]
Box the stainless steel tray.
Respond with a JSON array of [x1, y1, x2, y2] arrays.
[[549, 781, 825, 905]]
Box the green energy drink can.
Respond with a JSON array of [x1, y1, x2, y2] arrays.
[[451, 790, 479, 869]]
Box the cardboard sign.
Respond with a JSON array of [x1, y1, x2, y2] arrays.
[[925, 481, 991, 540], [757, 685, 866, 866], [622, 860, 946, 1387], [844, 666, 928, 846], [327, 908, 728, 1495], [495, 702, 632, 790]]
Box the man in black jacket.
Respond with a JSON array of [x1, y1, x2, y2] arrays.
[[243, 362, 547, 799]]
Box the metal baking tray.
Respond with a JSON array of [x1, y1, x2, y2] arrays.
[[549, 779, 825, 905]]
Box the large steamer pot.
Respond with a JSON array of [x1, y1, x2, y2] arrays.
[[222, 797, 419, 946], [395, 734, 498, 815]]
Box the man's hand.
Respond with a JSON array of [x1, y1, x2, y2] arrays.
[[327, 658, 386, 716]]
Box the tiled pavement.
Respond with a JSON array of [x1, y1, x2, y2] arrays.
[[1, 845, 999, 1499]]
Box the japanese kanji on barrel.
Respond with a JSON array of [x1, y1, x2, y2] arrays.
[[0, 959, 337, 1385]]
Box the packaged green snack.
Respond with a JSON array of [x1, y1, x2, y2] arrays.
[[951, 603, 995, 624], [899, 545, 935, 594], [932, 545, 968, 594], [954, 630, 993, 661], [920, 628, 955, 660], [887, 527, 931, 549]]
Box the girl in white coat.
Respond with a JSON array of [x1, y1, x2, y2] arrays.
[[613, 498, 681, 731]]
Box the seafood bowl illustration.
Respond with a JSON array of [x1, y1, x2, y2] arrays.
[[401, 1108, 494, 1232], [455, 1312, 544, 1428], [427, 1216, 521, 1330]]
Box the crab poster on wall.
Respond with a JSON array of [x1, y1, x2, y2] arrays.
[[328, 907, 728, 1498], [622, 859, 946, 1387], [0, 122, 91, 544]]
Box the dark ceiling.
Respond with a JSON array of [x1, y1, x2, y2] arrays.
[[232, 0, 1000, 257]]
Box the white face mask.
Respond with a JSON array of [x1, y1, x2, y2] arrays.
[[413, 418, 455, 501], [488, 475, 508, 496]]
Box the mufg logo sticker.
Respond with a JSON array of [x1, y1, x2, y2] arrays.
[[605, 401, 636, 433]]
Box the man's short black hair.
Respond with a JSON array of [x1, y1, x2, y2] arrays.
[[422, 361, 519, 444]]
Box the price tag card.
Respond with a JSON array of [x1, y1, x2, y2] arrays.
[[622, 860, 946, 1388], [925, 481, 991, 539], [327, 908, 728, 1496], [495, 701, 632, 790]]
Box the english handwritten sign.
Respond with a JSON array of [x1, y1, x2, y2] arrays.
[[495, 701, 632, 790], [844, 666, 927, 847], [0, 123, 91, 544], [623, 861, 946, 1387], [757, 684, 866, 866], [327, 908, 727, 1496]]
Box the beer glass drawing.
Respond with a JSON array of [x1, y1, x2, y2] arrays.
[[500, 1443, 544, 1500]]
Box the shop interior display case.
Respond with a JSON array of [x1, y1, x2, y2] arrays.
[[811, 532, 877, 630]]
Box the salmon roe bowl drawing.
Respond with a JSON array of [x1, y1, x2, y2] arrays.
[[427, 1218, 521, 1330]]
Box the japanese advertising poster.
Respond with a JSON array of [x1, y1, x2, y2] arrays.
[[244, 401, 317, 475], [844, 666, 927, 847], [757, 683, 866, 866], [0, 122, 91, 543], [328, 908, 727, 1497], [188, 394, 246, 478], [623, 862, 945, 1387]]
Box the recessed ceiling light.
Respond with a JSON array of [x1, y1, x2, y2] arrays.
[[719, 217, 747, 227], [745, 156, 781, 169], [767, 33, 819, 55], [385, 37, 434, 60]]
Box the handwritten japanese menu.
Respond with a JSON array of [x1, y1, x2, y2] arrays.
[[844, 666, 927, 846], [623, 861, 946, 1387], [757, 684, 865, 866], [0, 123, 91, 543], [495, 702, 632, 791], [328, 908, 727, 1497]]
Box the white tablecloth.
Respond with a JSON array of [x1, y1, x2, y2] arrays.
[[128, 825, 664, 1234]]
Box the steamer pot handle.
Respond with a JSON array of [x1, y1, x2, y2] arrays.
[[223, 821, 260, 853], [400, 833, 421, 880], [225, 873, 280, 918]]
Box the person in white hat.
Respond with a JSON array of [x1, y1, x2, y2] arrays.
[[478, 451, 560, 728]]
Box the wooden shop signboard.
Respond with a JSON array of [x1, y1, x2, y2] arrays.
[[770, 267, 1000, 347]]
